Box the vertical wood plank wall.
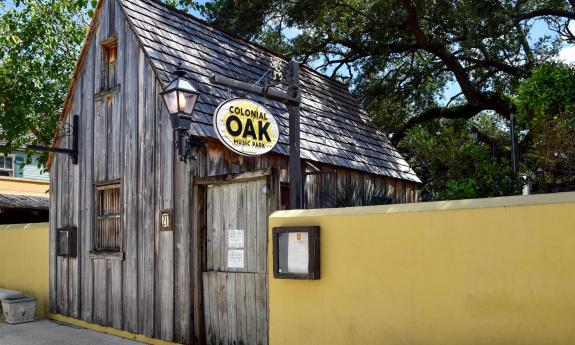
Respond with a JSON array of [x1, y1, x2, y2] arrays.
[[48, 0, 419, 344]]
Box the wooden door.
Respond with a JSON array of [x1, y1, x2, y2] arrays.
[[202, 176, 270, 345]]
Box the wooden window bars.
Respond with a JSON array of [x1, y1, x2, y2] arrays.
[[95, 181, 122, 252]]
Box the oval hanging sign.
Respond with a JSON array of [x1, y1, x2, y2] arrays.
[[213, 98, 279, 156]]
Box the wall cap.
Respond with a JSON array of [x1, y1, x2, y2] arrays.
[[271, 192, 575, 218], [0, 176, 49, 185], [0, 222, 49, 231]]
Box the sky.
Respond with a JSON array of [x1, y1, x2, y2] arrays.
[[535, 20, 575, 63]]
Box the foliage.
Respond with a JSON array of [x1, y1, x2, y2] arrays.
[[200, 0, 574, 140], [515, 63, 575, 192], [327, 179, 393, 207], [400, 118, 523, 200], [0, 0, 89, 162]]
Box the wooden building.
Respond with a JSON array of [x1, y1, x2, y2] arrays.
[[48, 0, 420, 344]]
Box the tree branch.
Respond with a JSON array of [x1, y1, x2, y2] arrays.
[[392, 91, 515, 145], [392, 103, 486, 144], [457, 56, 528, 77], [515, 23, 534, 66], [515, 9, 575, 22], [400, 0, 481, 104]]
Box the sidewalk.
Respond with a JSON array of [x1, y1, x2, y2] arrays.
[[0, 319, 145, 345]]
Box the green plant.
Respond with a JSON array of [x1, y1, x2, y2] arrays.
[[515, 63, 575, 192], [327, 179, 393, 207], [400, 119, 523, 200]]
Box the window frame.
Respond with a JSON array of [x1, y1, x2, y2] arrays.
[[101, 34, 118, 91], [90, 179, 124, 260], [0, 155, 15, 176]]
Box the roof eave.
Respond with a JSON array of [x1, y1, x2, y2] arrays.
[[46, 0, 108, 170]]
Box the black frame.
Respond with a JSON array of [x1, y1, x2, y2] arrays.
[[56, 227, 77, 257], [272, 226, 320, 280]]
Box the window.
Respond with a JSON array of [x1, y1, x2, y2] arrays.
[[95, 182, 122, 252], [101, 35, 118, 91], [0, 155, 14, 176]]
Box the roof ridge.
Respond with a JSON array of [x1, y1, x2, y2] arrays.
[[140, 0, 352, 91]]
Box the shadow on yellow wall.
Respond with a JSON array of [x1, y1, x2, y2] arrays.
[[269, 192, 575, 345], [0, 223, 49, 318]]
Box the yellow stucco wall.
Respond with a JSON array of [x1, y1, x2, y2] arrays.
[[0, 223, 49, 317], [0, 176, 49, 196], [269, 192, 575, 345]]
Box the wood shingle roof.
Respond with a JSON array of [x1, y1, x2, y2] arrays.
[[0, 193, 49, 210], [119, 0, 420, 182]]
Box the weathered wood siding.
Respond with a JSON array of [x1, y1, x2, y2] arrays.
[[49, 0, 419, 344]]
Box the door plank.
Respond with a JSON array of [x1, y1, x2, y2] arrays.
[[209, 272, 219, 345], [245, 273, 257, 344], [224, 183, 238, 271], [256, 179, 268, 273], [256, 273, 269, 345], [202, 273, 212, 345], [236, 183, 248, 274], [235, 273, 247, 345], [246, 182, 257, 272], [226, 273, 237, 343], [211, 186, 222, 271], [217, 273, 228, 345]]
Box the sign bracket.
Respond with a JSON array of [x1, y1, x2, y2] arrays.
[[27, 115, 79, 165], [210, 60, 303, 209]]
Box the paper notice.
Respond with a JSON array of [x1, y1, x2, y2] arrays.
[[228, 229, 244, 249], [288, 232, 309, 274], [227, 249, 244, 268]]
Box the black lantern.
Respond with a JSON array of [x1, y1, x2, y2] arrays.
[[161, 64, 206, 161], [161, 66, 200, 131]]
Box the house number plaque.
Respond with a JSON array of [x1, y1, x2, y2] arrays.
[[160, 210, 172, 231]]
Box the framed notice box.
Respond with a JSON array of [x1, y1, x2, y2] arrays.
[[56, 227, 77, 257], [272, 226, 320, 280]]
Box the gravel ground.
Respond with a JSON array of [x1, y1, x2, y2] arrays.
[[0, 319, 145, 345]]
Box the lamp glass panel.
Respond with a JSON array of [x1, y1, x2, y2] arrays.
[[163, 91, 178, 115], [179, 91, 198, 114]]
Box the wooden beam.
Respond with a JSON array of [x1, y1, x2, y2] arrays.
[[209, 75, 300, 104], [287, 60, 302, 209], [194, 169, 272, 186]]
